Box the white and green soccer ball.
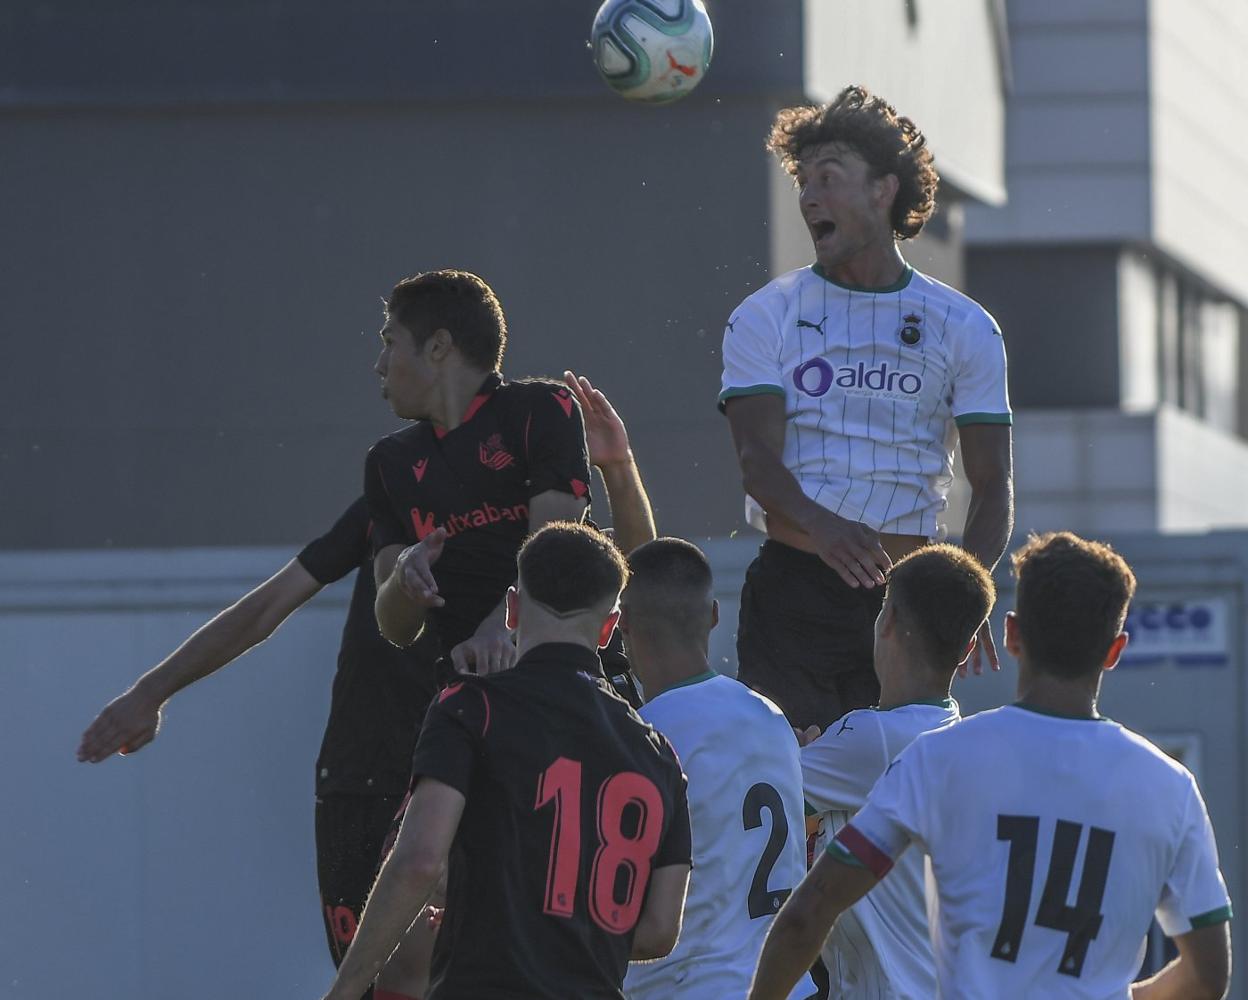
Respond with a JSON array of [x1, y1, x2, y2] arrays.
[[590, 0, 714, 103]]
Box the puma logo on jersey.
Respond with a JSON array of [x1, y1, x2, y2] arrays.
[[836, 717, 855, 736], [726, 316, 739, 333], [412, 459, 429, 483], [796, 316, 828, 335]]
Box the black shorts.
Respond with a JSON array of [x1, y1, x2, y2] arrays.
[[316, 793, 405, 967], [736, 539, 883, 731]]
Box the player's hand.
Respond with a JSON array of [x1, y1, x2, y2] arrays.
[[564, 370, 633, 469], [959, 620, 1001, 677], [808, 509, 891, 588], [450, 619, 517, 676], [396, 529, 448, 609], [76, 689, 163, 762]]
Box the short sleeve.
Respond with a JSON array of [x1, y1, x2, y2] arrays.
[[296, 496, 370, 585], [364, 444, 409, 554], [951, 309, 1012, 427], [801, 710, 885, 816], [521, 384, 592, 500], [654, 769, 693, 869], [719, 296, 785, 411], [408, 681, 490, 799], [832, 738, 929, 879], [1155, 777, 1233, 936]]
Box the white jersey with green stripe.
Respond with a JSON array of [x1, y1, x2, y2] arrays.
[[835, 705, 1233, 999], [802, 699, 960, 1000], [719, 263, 1010, 537]]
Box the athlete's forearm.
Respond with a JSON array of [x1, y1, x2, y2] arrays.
[[597, 456, 656, 555], [375, 570, 428, 647], [1131, 960, 1227, 1000], [960, 476, 1013, 572], [324, 851, 442, 1000], [738, 440, 834, 536], [748, 892, 834, 1000]]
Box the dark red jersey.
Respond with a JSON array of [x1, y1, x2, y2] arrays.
[[409, 643, 692, 1000], [364, 374, 591, 650]]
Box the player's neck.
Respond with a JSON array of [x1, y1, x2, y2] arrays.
[[818, 241, 907, 291], [431, 366, 493, 431], [633, 644, 712, 701], [877, 667, 950, 711], [1016, 670, 1103, 720]]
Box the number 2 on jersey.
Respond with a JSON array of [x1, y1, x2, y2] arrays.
[[535, 757, 665, 934], [742, 782, 793, 918], [992, 814, 1116, 977]]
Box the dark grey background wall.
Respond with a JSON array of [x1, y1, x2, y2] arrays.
[[0, 1, 813, 550]]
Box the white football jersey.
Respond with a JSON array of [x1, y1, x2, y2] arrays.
[[719, 264, 1010, 538], [625, 673, 815, 1000], [835, 705, 1232, 1000], [802, 699, 960, 999]]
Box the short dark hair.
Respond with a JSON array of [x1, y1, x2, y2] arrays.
[[1010, 532, 1136, 679], [517, 521, 629, 615], [887, 544, 996, 670], [385, 269, 507, 371], [767, 85, 939, 240], [624, 538, 714, 634]]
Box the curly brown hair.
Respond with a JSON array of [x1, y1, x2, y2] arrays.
[[767, 85, 939, 240], [1011, 532, 1137, 679]]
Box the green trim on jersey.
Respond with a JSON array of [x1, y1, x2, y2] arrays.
[[805, 800, 819, 817], [651, 669, 718, 699], [1191, 904, 1234, 928], [1013, 701, 1111, 722], [718, 384, 785, 412], [879, 697, 957, 712], [812, 263, 914, 294], [955, 411, 1013, 427], [827, 840, 867, 868]]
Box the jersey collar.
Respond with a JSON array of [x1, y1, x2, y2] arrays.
[[811, 262, 914, 294], [515, 642, 605, 677], [433, 371, 502, 440], [1012, 701, 1111, 722], [878, 696, 957, 712], [648, 669, 718, 700]]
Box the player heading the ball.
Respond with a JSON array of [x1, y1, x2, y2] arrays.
[[720, 85, 1014, 732]]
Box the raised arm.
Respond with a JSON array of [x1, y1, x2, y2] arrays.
[[77, 558, 322, 763], [564, 370, 656, 554], [725, 394, 889, 588]]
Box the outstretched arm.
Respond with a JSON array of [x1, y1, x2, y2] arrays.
[[77, 559, 323, 763], [564, 371, 656, 555]]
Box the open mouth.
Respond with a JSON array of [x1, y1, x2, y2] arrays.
[[809, 219, 837, 243]]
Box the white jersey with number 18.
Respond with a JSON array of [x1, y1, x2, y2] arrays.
[[625, 673, 815, 1000], [835, 705, 1232, 1000]]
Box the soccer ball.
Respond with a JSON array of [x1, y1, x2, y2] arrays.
[[590, 0, 714, 104]]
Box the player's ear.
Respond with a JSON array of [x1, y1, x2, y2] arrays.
[[1102, 631, 1128, 672], [505, 586, 519, 630], [1003, 611, 1023, 658], [427, 327, 454, 361], [873, 172, 900, 213], [598, 608, 621, 648], [710, 598, 720, 630]]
